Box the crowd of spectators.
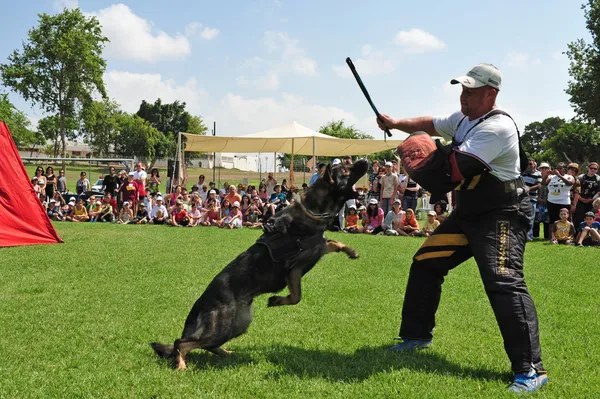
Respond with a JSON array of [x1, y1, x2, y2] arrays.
[[31, 157, 600, 246]]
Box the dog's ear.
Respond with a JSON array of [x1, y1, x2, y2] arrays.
[[322, 164, 334, 184]]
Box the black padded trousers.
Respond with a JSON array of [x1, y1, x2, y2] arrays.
[[399, 210, 544, 373]]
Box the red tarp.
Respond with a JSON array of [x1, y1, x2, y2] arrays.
[[0, 121, 62, 247]]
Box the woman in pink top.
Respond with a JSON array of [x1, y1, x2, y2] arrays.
[[364, 198, 385, 234]]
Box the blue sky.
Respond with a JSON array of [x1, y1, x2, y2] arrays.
[[0, 0, 590, 138]]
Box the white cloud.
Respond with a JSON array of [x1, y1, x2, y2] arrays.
[[185, 22, 220, 40], [89, 4, 191, 62], [104, 71, 208, 115], [263, 31, 317, 76], [505, 52, 541, 68], [333, 49, 395, 78], [237, 70, 280, 90], [213, 93, 360, 135], [394, 28, 446, 53], [53, 0, 78, 11]]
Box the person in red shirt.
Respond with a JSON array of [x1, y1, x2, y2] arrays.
[[119, 172, 139, 213], [400, 208, 421, 236], [103, 192, 119, 217], [170, 200, 189, 227]]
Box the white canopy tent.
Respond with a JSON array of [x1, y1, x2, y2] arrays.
[[176, 121, 406, 186]]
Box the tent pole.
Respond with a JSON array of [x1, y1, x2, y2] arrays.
[[273, 152, 276, 178], [176, 132, 182, 191], [290, 138, 295, 186], [312, 136, 316, 166]]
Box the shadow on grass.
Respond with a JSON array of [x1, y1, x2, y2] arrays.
[[183, 351, 255, 371], [263, 344, 509, 383]]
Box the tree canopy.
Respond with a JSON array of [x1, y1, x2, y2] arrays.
[[566, 0, 600, 124], [0, 8, 108, 156], [0, 94, 42, 149]]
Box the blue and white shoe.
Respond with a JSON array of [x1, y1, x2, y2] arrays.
[[508, 367, 548, 393], [389, 338, 432, 352]]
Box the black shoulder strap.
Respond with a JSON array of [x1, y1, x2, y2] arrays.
[[458, 109, 529, 173]]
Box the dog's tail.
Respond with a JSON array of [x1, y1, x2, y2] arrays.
[[150, 342, 175, 359]]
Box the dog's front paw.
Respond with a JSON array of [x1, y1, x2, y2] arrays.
[[267, 296, 283, 307], [349, 250, 360, 259]]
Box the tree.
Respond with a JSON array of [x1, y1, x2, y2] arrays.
[[136, 98, 208, 168], [542, 120, 600, 165], [521, 117, 566, 158], [319, 120, 373, 140], [0, 8, 108, 157], [113, 114, 163, 161], [38, 114, 77, 157], [565, 0, 600, 124], [79, 100, 121, 157], [0, 93, 42, 148]]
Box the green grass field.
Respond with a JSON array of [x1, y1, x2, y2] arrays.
[[1, 224, 598, 398]]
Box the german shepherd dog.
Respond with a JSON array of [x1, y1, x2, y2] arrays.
[[151, 159, 368, 370]]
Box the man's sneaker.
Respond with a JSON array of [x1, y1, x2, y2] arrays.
[[508, 368, 548, 393], [389, 338, 432, 352]]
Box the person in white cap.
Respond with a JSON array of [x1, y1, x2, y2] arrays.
[[379, 161, 399, 216], [332, 158, 341, 166], [47, 199, 63, 221], [118, 201, 134, 224], [377, 63, 547, 392], [150, 196, 168, 224]]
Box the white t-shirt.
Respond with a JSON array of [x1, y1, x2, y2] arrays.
[[432, 109, 520, 182], [133, 170, 147, 192], [547, 174, 575, 205], [151, 204, 168, 219], [380, 173, 399, 199]]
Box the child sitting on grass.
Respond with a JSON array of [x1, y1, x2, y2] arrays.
[[170, 200, 189, 227], [151, 209, 167, 225], [399, 208, 420, 236], [99, 198, 114, 223], [188, 203, 203, 227], [575, 211, 600, 246], [344, 205, 360, 233], [219, 201, 243, 229], [129, 203, 149, 224], [243, 197, 263, 228], [201, 200, 220, 226], [88, 200, 102, 222], [421, 210, 440, 237], [118, 201, 134, 224], [72, 199, 90, 222], [551, 208, 575, 245]]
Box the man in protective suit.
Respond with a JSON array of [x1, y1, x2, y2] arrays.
[[377, 63, 547, 393]]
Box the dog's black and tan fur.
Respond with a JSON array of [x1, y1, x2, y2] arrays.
[[151, 159, 368, 369]]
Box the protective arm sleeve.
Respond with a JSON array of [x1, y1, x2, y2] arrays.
[[449, 151, 491, 183]]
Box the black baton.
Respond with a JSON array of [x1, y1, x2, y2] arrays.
[[346, 57, 392, 138]]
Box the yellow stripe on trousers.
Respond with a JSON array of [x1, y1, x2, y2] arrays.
[[414, 250, 457, 261], [419, 233, 469, 249]]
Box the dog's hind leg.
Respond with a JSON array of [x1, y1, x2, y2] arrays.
[[268, 267, 302, 307], [326, 239, 359, 259], [207, 347, 232, 356], [173, 338, 203, 370]]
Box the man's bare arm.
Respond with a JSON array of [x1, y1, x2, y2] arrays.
[[377, 114, 439, 137]]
